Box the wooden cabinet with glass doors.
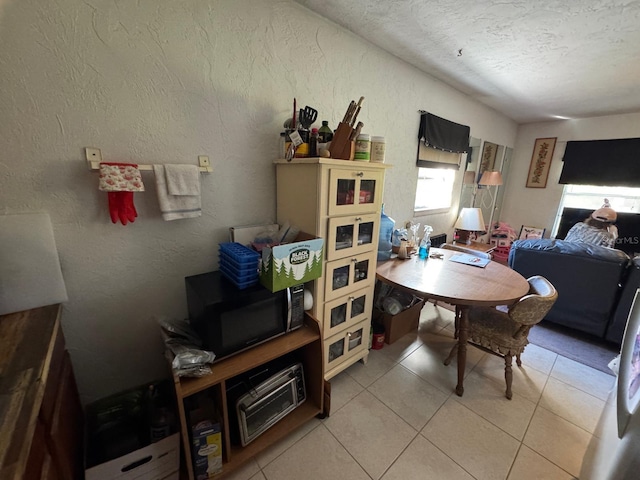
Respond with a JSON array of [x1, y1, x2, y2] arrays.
[[274, 158, 390, 382]]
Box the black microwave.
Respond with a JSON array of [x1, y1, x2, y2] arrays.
[[185, 271, 305, 361]]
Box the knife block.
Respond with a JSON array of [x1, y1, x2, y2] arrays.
[[330, 122, 355, 160]]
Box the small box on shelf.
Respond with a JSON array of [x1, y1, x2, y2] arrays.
[[259, 231, 324, 292]]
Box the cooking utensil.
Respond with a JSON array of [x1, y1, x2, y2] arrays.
[[342, 101, 356, 123], [350, 122, 364, 141], [303, 105, 318, 127], [350, 96, 364, 127], [292, 98, 297, 133]]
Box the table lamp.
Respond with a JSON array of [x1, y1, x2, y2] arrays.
[[454, 207, 486, 245]]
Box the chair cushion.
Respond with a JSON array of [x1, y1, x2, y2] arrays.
[[468, 307, 529, 356]]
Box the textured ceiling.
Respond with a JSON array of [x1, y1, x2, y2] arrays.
[[295, 0, 640, 123]]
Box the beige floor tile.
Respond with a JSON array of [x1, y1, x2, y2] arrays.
[[222, 458, 260, 480], [507, 445, 574, 480], [456, 370, 537, 440], [419, 303, 456, 331], [378, 331, 423, 362], [325, 370, 364, 414], [590, 395, 618, 440], [346, 347, 398, 387], [422, 398, 520, 480], [380, 435, 475, 480], [249, 473, 267, 480], [254, 419, 321, 468], [368, 364, 449, 430], [550, 356, 616, 401], [324, 390, 417, 479], [519, 342, 558, 375], [472, 353, 549, 403], [400, 333, 485, 395], [523, 406, 592, 477], [262, 424, 370, 480], [540, 377, 606, 433]]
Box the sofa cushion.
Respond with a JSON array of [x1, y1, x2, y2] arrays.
[[509, 239, 629, 337]]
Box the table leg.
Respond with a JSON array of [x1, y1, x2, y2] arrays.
[[456, 305, 469, 396]]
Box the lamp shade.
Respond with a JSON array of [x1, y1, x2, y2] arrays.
[[479, 171, 503, 186], [455, 207, 486, 231]]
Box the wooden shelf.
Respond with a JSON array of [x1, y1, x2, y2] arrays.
[[173, 314, 324, 480], [178, 323, 320, 397]]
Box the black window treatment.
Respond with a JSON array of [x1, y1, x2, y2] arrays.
[[417, 112, 470, 169], [559, 138, 640, 187]]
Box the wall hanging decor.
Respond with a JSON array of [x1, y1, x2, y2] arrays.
[[478, 141, 498, 181], [526, 137, 557, 188], [518, 225, 546, 240]]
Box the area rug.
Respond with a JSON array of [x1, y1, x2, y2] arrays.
[[528, 320, 619, 376]]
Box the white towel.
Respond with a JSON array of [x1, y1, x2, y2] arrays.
[[153, 164, 202, 221], [165, 164, 200, 196]]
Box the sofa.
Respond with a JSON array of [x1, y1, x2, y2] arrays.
[[508, 238, 639, 345]]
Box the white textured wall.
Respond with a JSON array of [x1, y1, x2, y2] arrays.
[[0, 0, 516, 403], [501, 111, 640, 234]]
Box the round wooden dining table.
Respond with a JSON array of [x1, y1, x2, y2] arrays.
[[376, 248, 530, 396]]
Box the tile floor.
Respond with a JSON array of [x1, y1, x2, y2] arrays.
[[222, 304, 620, 480]]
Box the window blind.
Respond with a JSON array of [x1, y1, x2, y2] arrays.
[[417, 112, 470, 169], [559, 138, 640, 186]]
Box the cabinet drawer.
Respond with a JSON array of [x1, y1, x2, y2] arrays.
[[324, 251, 376, 302], [322, 286, 373, 339], [327, 167, 384, 216], [324, 319, 369, 372], [326, 213, 378, 261]]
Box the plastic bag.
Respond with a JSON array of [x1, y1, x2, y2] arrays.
[[156, 316, 216, 377]]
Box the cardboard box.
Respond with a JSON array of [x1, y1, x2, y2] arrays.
[[85, 434, 180, 480], [84, 380, 179, 480], [259, 231, 324, 292], [192, 420, 223, 478], [380, 299, 425, 344]]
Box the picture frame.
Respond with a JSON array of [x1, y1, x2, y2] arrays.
[[526, 137, 557, 188], [478, 141, 498, 182], [518, 225, 545, 240]]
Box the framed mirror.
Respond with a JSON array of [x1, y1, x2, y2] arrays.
[[459, 137, 482, 210]]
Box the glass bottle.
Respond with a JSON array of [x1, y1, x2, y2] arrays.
[[309, 128, 319, 157], [318, 120, 333, 143], [148, 384, 170, 443], [377, 204, 395, 261]]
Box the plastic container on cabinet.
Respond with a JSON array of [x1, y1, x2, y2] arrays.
[[377, 204, 395, 261]]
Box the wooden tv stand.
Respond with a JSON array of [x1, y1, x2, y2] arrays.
[[171, 313, 324, 479]]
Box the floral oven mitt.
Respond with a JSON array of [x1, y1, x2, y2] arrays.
[[98, 163, 145, 225]]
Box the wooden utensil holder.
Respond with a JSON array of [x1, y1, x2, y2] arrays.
[[330, 122, 355, 160]]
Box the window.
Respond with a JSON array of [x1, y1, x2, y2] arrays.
[[552, 184, 640, 235], [414, 167, 455, 212]]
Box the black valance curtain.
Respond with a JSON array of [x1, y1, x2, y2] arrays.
[[417, 112, 470, 169], [560, 138, 640, 186]]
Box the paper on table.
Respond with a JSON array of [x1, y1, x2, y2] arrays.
[[449, 253, 491, 268]]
